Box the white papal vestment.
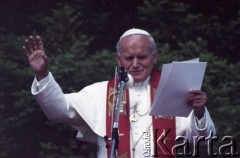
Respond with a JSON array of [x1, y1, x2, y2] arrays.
[[31, 72, 215, 157]]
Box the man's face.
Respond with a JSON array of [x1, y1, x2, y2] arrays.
[[116, 35, 157, 83]]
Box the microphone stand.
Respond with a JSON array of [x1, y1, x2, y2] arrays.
[[110, 67, 128, 158]]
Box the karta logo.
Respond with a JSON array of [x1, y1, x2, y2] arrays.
[[144, 129, 239, 157]]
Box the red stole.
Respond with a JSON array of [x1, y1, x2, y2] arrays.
[[106, 69, 176, 158]]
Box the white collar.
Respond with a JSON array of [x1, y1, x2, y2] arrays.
[[131, 76, 150, 87]]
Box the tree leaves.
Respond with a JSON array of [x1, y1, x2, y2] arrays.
[[0, 0, 240, 157]]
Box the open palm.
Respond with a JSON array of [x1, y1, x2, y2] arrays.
[[23, 36, 49, 80]]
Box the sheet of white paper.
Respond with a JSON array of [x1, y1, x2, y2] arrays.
[[156, 63, 171, 95], [150, 61, 207, 117], [181, 58, 199, 62], [173, 58, 199, 63]]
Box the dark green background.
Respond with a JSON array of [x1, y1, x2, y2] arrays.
[[0, 0, 239, 157]]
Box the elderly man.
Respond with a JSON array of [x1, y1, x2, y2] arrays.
[[23, 28, 215, 157]]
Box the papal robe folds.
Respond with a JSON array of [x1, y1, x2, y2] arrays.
[[31, 72, 215, 157]]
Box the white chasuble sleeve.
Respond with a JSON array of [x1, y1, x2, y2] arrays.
[[176, 107, 216, 144], [31, 72, 107, 141], [65, 82, 107, 138]]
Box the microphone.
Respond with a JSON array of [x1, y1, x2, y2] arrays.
[[117, 66, 129, 82], [117, 66, 133, 87], [126, 74, 133, 88]]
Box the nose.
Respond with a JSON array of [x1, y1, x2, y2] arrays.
[[132, 58, 139, 68]]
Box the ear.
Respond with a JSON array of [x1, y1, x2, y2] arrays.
[[153, 51, 158, 64], [115, 53, 122, 66]]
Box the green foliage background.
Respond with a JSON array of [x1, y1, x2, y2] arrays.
[[0, 0, 239, 157]]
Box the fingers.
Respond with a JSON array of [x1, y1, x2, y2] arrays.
[[22, 35, 45, 57], [22, 38, 33, 57], [22, 45, 31, 58], [24, 37, 33, 53], [189, 90, 205, 95], [36, 36, 44, 50], [29, 36, 38, 50], [187, 90, 207, 108], [188, 99, 204, 107], [188, 90, 207, 119]]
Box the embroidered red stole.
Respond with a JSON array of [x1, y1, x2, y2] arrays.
[[106, 69, 176, 158]]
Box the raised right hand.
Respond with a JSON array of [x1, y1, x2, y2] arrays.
[[22, 36, 49, 81]]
